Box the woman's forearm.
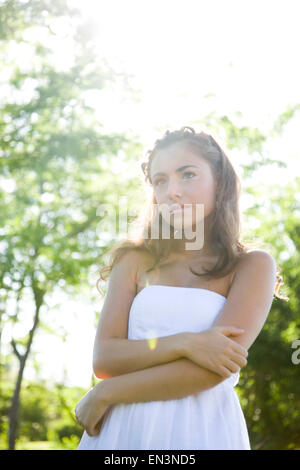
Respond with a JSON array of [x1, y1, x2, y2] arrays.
[[93, 333, 187, 379], [100, 356, 227, 406]]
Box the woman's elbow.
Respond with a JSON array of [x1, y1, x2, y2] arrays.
[[93, 360, 115, 380]]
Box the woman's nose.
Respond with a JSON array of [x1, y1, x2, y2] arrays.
[[166, 178, 182, 199]]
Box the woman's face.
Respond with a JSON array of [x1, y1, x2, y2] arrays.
[[150, 142, 217, 231]]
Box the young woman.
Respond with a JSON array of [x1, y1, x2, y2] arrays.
[[75, 126, 286, 450]]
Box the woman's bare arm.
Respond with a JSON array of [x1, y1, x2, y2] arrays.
[[94, 333, 188, 379], [75, 351, 234, 437], [93, 251, 192, 378], [99, 356, 229, 406], [92, 251, 275, 408]]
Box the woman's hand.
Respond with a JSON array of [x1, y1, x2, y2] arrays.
[[183, 327, 248, 378], [75, 381, 114, 437]]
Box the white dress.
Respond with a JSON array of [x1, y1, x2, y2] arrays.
[[77, 285, 251, 450]]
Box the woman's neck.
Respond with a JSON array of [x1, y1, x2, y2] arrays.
[[168, 238, 215, 262]]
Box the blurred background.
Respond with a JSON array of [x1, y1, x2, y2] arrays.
[[0, 0, 299, 450]]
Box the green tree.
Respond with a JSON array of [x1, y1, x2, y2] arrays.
[[240, 177, 300, 449], [1, 0, 299, 452], [0, 0, 142, 449]]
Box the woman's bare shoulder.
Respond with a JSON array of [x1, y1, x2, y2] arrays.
[[130, 249, 155, 284], [231, 249, 276, 285], [117, 248, 154, 282], [237, 249, 275, 267], [123, 248, 154, 265]]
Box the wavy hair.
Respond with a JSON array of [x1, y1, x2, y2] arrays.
[[97, 126, 288, 301]]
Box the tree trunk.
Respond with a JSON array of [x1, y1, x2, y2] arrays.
[[8, 285, 45, 450], [8, 356, 26, 450]]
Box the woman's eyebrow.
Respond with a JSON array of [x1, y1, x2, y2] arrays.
[[152, 165, 198, 180]]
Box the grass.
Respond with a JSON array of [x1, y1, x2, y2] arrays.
[[15, 439, 78, 450]]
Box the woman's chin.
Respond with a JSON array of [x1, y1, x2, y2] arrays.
[[160, 211, 205, 239], [172, 213, 202, 229]]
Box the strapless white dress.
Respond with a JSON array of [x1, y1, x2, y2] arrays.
[[77, 285, 251, 450]]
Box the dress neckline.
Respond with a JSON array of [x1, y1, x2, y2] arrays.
[[135, 284, 227, 301]]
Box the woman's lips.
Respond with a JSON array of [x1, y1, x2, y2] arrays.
[[168, 204, 195, 217], [170, 207, 184, 214], [169, 204, 187, 214], [168, 203, 183, 213]]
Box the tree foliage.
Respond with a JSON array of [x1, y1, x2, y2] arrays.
[[0, 0, 299, 452]]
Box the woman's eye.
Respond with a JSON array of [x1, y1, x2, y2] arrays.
[[183, 171, 195, 179], [153, 172, 195, 186], [153, 179, 165, 186]]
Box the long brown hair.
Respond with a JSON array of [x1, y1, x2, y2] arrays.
[[97, 126, 288, 301]]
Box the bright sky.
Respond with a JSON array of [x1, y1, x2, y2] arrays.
[[2, 0, 300, 388], [75, 0, 300, 139]]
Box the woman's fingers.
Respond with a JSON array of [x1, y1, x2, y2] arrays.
[[218, 365, 232, 378], [230, 352, 247, 368], [231, 341, 248, 358], [223, 358, 242, 374], [75, 407, 82, 426], [86, 427, 97, 437], [93, 414, 106, 435], [87, 416, 106, 436], [76, 404, 109, 437]]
